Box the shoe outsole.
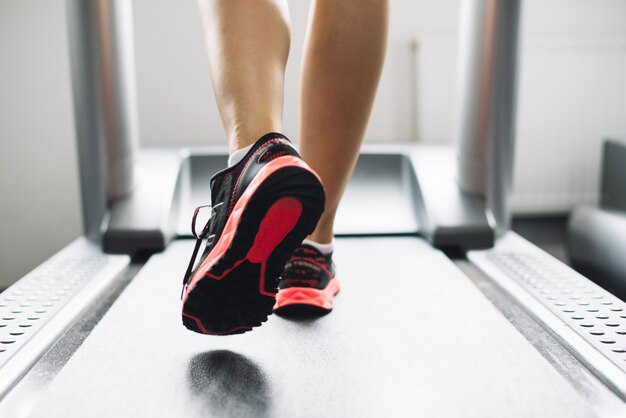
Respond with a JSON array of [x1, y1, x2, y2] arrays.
[[182, 160, 324, 335], [273, 304, 333, 318], [273, 277, 340, 319]]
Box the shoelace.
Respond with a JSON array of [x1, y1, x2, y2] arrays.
[[181, 202, 223, 299]]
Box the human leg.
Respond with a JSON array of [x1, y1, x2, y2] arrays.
[[299, 0, 389, 244], [183, 1, 326, 334], [274, 0, 388, 316], [197, 0, 291, 153]]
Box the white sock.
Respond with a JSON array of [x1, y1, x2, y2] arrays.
[[228, 140, 298, 167], [302, 238, 334, 256], [228, 144, 254, 167]]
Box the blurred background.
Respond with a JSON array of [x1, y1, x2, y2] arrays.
[[1, 0, 625, 288]]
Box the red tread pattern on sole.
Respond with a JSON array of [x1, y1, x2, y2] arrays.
[[182, 156, 316, 302], [202, 197, 303, 296], [274, 277, 340, 311], [181, 155, 324, 335]]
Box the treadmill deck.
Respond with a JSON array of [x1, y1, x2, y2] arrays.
[[20, 238, 609, 417]]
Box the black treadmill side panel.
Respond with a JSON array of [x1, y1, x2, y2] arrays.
[[602, 139, 626, 212]]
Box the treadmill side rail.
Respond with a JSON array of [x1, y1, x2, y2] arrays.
[[469, 232, 626, 400], [0, 239, 129, 399], [408, 145, 495, 249], [102, 148, 185, 255]]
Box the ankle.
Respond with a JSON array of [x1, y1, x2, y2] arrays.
[[228, 123, 283, 154], [228, 132, 295, 167], [306, 230, 334, 248], [302, 238, 334, 256]]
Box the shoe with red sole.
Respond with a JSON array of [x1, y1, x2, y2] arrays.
[[273, 244, 340, 317], [181, 133, 325, 335]]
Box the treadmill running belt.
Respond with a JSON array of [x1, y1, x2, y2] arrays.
[[29, 238, 594, 417]]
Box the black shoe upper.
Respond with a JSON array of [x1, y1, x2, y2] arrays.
[[210, 133, 300, 240], [182, 132, 301, 290], [279, 244, 335, 291]]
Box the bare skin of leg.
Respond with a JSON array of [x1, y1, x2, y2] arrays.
[[300, 0, 389, 244], [197, 0, 290, 153], [197, 0, 388, 243]]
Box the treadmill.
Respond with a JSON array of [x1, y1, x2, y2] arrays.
[[2, 1, 626, 416]]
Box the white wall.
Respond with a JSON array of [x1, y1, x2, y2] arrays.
[[412, 1, 626, 214], [132, 0, 626, 213], [514, 1, 626, 213], [0, 0, 82, 289], [132, 0, 461, 145], [1, 0, 626, 289]]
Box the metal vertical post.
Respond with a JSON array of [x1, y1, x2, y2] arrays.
[[66, 0, 139, 238], [454, 0, 521, 235]]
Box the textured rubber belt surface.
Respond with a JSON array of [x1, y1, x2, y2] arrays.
[[27, 238, 602, 417]]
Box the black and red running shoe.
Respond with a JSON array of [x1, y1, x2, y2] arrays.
[[273, 244, 340, 317], [181, 133, 325, 335]]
